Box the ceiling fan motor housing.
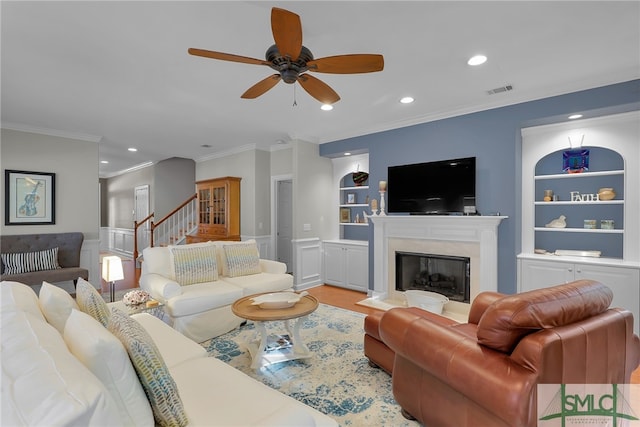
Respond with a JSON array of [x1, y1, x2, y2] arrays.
[[266, 44, 314, 83]]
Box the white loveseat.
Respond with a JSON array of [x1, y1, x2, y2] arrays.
[[1, 281, 337, 426], [140, 240, 293, 342]]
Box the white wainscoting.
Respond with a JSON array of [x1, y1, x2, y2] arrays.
[[292, 238, 322, 290], [100, 227, 134, 259]]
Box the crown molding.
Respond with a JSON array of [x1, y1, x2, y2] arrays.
[[1, 122, 103, 143], [101, 161, 154, 179], [195, 143, 259, 162]]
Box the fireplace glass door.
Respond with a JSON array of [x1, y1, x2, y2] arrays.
[[396, 251, 470, 303]]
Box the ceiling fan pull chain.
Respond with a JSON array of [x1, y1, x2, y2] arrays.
[[292, 84, 298, 107]]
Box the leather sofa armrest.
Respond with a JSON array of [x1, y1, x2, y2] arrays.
[[379, 308, 537, 419], [468, 291, 505, 324], [139, 273, 181, 302], [259, 259, 287, 274]]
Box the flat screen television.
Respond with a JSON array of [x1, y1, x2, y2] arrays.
[[388, 157, 476, 215]]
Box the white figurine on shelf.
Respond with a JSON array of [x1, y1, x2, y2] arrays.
[[545, 215, 567, 228], [362, 211, 368, 223]]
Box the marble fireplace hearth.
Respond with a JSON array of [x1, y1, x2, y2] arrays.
[[358, 215, 507, 322]]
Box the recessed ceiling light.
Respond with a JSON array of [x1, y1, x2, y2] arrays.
[[128, 147, 137, 152], [201, 144, 212, 148], [568, 114, 583, 120], [467, 55, 487, 66], [321, 104, 333, 111], [344, 152, 351, 156], [100, 160, 109, 164], [400, 96, 414, 104]]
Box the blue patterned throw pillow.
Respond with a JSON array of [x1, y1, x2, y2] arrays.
[[75, 278, 110, 327], [223, 242, 261, 278], [170, 243, 218, 285], [108, 309, 189, 427]]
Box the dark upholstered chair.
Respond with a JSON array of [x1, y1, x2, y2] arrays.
[[365, 280, 640, 427]]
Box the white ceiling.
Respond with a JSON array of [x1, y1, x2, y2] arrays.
[[2, 1, 639, 177]]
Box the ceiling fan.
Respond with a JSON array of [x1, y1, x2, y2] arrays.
[[188, 7, 384, 105]]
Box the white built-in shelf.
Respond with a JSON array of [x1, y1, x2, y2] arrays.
[[534, 170, 624, 180], [340, 223, 369, 226], [534, 227, 624, 234], [534, 200, 624, 205], [339, 204, 369, 207], [340, 186, 369, 191]]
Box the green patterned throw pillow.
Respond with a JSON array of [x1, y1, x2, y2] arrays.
[[75, 278, 110, 327], [223, 242, 261, 278], [170, 243, 218, 285], [108, 309, 189, 427]]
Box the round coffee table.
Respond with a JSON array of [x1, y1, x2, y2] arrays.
[[232, 292, 319, 371]]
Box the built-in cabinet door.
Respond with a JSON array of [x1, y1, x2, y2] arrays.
[[323, 241, 368, 292], [324, 243, 347, 286], [345, 245, 368, 291], [520, 258, 573, 292], [520, 258, 640, 333], [574, 264, 640, 333]]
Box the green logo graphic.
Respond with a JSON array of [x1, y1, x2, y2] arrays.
[[539, 384, 638, 426]]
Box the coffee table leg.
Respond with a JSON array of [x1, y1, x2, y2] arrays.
[[251, 321, 269, 371], [290, 316, 310, 356]]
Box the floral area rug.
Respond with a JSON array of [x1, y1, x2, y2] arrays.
[[200, 304, 419, 427]]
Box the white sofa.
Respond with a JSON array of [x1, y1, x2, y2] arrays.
[[140, 240, 293, 342], [1, 281, 337, 426]]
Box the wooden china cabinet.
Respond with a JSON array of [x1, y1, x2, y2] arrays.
[[186, 176, 241, 243]]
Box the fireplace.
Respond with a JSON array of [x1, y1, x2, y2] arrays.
[[395, 252, 470, 303], [364, 215, 506, 321]]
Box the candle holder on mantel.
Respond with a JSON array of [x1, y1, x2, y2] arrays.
[[379, 191, 387, 216]]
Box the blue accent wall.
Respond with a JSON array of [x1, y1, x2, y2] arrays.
[[320, 80, 640, 294]]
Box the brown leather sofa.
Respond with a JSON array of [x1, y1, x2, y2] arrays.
[[365, 280, 640, 427]]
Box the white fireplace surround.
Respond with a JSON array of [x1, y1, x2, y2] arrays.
[[364, 215, 507, 320]]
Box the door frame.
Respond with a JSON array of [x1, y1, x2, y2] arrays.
[[271, 174, 293, 270]]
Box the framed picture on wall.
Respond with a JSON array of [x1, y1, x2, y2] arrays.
[[346, 193, 356, 204], [4, 170, 56, 225], [340, 207, 351, 223]]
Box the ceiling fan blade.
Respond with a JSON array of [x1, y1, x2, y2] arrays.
[[307, 54, 384, 74], [188, 48, 269, 66], [297, 74, 340, 104], [241, 74, 282, 99], [271, 7, 302, 61]]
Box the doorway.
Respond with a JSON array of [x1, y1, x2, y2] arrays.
[[274, 177, 293, 273]]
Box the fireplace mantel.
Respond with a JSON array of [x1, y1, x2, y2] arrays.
[[368, 215, 507, 317]]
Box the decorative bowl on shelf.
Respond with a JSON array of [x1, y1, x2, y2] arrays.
[[250, 291, 308, 309], [597, 187, 616, 201], [351, 171, 369, 186]]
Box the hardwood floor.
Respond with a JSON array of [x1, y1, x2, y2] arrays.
[[113, 259, 638, 384]]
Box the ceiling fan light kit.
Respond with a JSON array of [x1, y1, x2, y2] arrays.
[[189, 7, 384, 105]]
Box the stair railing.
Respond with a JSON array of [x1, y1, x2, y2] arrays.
[[133, 212, 154, 262], [150, 194, 198, 249]]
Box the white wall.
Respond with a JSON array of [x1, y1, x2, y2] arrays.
[[1, 129, 100, 239], [292, 140, 333, 241]]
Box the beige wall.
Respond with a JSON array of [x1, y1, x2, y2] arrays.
[[105, 166, 154, 229], [196, 149, 268, 237], [1, 129, 100, 239]]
